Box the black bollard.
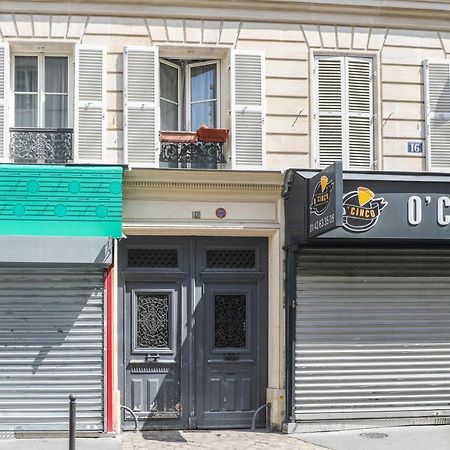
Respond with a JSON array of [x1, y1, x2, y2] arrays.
[[69, 394, 76, 450]]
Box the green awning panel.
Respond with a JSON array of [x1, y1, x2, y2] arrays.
[[0, 165, 123, 237]]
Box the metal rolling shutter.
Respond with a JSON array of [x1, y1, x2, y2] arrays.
[[295, 247, 450, 421], [0, 267, 104, 431]]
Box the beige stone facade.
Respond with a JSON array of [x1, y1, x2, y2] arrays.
[[1, 2, 450, 172], [1, 0, 448, 432]]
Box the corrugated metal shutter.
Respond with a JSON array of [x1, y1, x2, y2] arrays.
[[75, 45, 106, 163], [0, 43, 8, 161], [124, 46, 159, 167], [295, 247, 450, 421], [231, 50, 266, 170], [0, 267, 104, 431], [424, 60, 450, 171]]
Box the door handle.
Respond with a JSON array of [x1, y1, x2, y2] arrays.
[[129, 353, 161, 364]]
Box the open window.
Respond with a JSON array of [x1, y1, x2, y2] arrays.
[[159, 58, 220, 168], [160, 59, 219, 132], [123, 47, 266, 170]]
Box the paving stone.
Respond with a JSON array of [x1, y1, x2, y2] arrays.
[[121, 430, 329, 450]]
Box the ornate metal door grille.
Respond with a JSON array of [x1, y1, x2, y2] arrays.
[[206, 250, 255, 269], [128, 249, 178, 268], [136, 294, 170, 349], [214, 295, 247, 348]]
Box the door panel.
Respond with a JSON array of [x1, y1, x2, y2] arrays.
[[196, 281, 264, 427], [124, 281, 186, 428]]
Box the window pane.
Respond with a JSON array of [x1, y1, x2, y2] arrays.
[[190, 64, 216, 102], [45, 57, 68, 93], [161, 99, 178, 131], [191, 100, 216, 130], [15, 94, 38, 127], [15, 56, 38, 93], [45, 95, 68, 128], [160, 63, 179, 103]]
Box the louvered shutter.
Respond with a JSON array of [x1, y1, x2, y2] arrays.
[[347, 57, 373, 170], [316, 57, 344, 168], [124, 47, 159, 167], [231, 50, 266, 170], [315, 56, 373, 170], [0, 43, 9, 161], [424, 60, 450, 172], [75, 45, 106, 162]]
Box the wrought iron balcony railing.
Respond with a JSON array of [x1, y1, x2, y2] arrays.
[[159, 141, 226, 167], [10, 128, 73, 163]]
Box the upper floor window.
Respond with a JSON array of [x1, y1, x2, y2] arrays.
[[0, 43, 106, 164], [160, 59, 219, 132], [424, 60, 450, 172], [123, 47, 266, 170], [314, 55, 374, 170], [14, 54, 69, 129]]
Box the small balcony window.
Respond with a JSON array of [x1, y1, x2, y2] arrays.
[[159, 58, 225, 169], [10, 53, 73, 163]]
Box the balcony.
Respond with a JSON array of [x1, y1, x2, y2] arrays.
[[10, 128, 73, 164], [159, 129, 228, 168]]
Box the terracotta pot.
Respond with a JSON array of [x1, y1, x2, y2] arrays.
[[196, 127, 229, 143], [159, 131, 198, 144]]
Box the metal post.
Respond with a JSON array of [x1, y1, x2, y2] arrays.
[[69, 394, 76, 450]]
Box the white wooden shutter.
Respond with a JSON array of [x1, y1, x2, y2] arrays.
[[124, 46, 159, 167], [0, 43, 9, 161], [315, 57, 344, 168], [424, 60, 450, 172], [315, 56, 373, 170], [75, 45, 106, 162], [231, 50, 266, 170], [347, 57, 373, 170]]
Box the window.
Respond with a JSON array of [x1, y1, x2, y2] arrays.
[[123, 47, 265, 170], [160, 59, 219, 132], [424, 60, 450, 172], [13, 54, 69, 129], [314, 55, 374, 170]]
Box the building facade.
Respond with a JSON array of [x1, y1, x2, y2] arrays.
[[0, 0, 449, 434]]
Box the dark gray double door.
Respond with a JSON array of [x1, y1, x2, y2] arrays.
[[119, 236, 268, 429]]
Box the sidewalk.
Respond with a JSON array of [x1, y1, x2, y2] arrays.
[[122, 430, 328, 450], [289, 425, 450, 450], [0, 437, 121, 450]]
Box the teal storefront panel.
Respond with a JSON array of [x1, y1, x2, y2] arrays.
[[0, 165, 123, 237]]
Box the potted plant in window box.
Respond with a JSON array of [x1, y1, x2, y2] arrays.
[[196, 125, 229, 143], [159, 130, 198, 144]]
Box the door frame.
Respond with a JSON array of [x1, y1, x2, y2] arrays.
[[118, 236, 268, 430]]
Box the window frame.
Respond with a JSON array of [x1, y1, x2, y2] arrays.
[[159, 57, 221, 132], [160, 58, 182, 131], [312, 52, 378, 171], [186, 59, 221, 131], [11, 51, 73, 129]]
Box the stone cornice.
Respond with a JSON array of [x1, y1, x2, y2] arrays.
[[4, 0, 450, 30], [123, 169, 284, 193]]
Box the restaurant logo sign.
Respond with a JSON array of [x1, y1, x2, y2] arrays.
[[310, 175, 334, 215], [308, 162, 343, 238], [343, 187, 387, 233]]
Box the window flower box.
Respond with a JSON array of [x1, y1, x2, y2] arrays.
[[196, 127, 229, 143], [159, 131, 198, 144]]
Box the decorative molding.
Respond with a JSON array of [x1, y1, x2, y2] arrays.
[[124, 180, 283, 192], [4, 2, 450, 33]]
